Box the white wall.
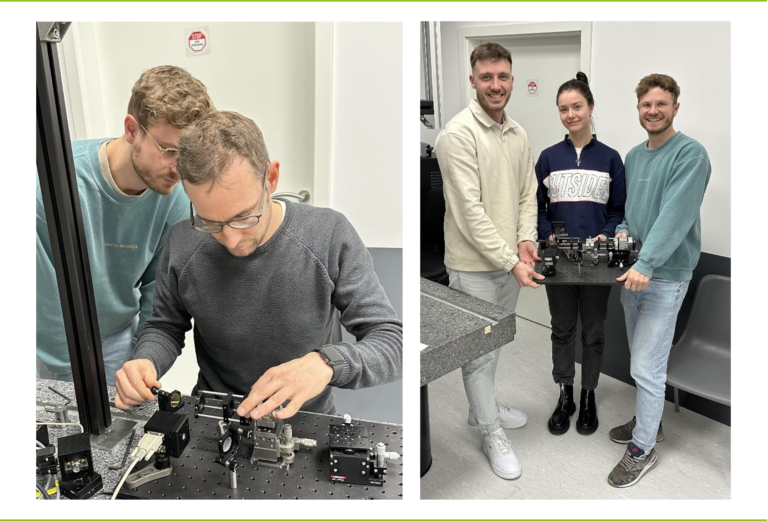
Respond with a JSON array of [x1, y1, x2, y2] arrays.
[[329, 22, 403, 249], [429, 21, 730, 258], [63, 22, 317, 198]]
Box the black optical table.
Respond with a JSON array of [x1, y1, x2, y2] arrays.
[[419, 278, 516, 477], [36, 379, 403, 499]]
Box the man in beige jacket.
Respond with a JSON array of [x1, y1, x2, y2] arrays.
[[435, 42, 544, 480]]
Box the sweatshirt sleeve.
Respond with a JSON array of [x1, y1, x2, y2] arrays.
[[599, 151, 626, 238], [436, 131, 519, 271], [632, 147, 710, 277], [133, 202, 189, 347], [132, 229, 192, 378], [324, 216, 402, 389], [535, 151, 553, 241], [517, 138, 539, 244]]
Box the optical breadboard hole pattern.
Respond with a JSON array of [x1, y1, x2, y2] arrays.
[[125, 399, 403, 499], [534, 255, 633, 285]]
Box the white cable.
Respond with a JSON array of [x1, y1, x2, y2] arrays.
[[110, 432, 164, 500], [110, 452, 144, 500], [36, 440, 46, 448], [36, 422, 84, 433]]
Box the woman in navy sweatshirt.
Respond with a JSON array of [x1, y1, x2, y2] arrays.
[[535, 73, 626, 436]]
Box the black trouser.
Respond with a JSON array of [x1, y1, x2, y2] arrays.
[[546, 284, 612, 390]]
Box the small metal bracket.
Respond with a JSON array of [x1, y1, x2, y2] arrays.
[[124, 459, 172, 490], [90, 417, 139, 451], [37, 22, 71, 43]]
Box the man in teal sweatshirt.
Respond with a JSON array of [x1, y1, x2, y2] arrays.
[[606, 74, 711, 488], [37, 66, 215, 386]]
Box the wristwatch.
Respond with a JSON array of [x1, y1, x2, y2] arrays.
[[316, 346, 344, 384]]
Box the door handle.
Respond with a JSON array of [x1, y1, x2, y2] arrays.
[[274, 190, 310, 203]]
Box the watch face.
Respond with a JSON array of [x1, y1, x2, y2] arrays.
[[321, 347, 344, 365]]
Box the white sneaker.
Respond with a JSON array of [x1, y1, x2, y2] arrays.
[[481, 429, 522, 479], [468, 401, 528, 429]]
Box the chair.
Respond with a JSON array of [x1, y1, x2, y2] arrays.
[[666, 274, 731, 411], [331, 311, 343, 344]]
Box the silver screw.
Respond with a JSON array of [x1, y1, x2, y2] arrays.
[[52, 28, 60, 40]]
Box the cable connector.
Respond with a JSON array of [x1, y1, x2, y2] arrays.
[[130, 432, 164, 461]]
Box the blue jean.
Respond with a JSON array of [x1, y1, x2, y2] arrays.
[[36, 316, 138, 387], [447, 268, 521, 434], [621, 278, 689, 451]]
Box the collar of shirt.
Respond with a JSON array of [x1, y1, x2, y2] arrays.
[[469, 99, 518, 133]]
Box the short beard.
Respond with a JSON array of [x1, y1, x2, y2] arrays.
[[130, 144, 175, 196], [642, 116, 673, 136], [477, 91, 509, 115]]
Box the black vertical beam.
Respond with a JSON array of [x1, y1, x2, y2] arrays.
[[36, 23, 111, 434]]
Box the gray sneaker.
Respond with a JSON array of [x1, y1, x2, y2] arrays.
[[608, 416, 663, 444], [607, 443, 658, 488]]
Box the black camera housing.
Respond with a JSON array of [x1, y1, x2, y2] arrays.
[[144, 410, 190, 458]]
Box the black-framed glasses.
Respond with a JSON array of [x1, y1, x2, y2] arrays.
[[139, 123, 178, 167], [190, 171, 269, 234]]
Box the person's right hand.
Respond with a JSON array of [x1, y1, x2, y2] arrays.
[[114, 359, 160, 409], [512, 260, 546, 288], [615, 232, 628, 238]]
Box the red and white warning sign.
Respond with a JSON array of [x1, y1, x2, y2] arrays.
[[527, 80, 538, 96], [186, 28, 209, 55]]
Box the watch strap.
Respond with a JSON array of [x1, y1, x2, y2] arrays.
[[317, 346, 344, 384]]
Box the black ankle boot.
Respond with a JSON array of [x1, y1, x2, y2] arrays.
[[576, 388, 598, 435], [548, 382, 575, 435]]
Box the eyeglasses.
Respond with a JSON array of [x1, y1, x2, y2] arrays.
[[189, 168, 269, 234], [139, 123, 179, 166], [638, 100, 676, 111]]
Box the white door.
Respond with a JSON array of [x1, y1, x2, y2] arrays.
[[465, 32, 582, 326]]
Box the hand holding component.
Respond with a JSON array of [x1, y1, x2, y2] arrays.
[[236, 351, 334, 421], [512, 260, 545, 289], [616, 267, 650, 291], [517, 240, 540, 267], [615, 232, 628, 238], [114, 359, 160, 409]]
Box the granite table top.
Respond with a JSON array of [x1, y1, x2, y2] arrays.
[[420, 278, 516, 386]]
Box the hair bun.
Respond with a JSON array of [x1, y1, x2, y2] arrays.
[[576, 72, 589, 85]]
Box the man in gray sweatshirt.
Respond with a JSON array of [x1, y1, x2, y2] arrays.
[[114, 111, 402, 420]]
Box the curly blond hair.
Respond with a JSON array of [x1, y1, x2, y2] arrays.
[[636, 73, 680, 104], [177, 111, 270, 186], [127, 65, 215, 130]]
